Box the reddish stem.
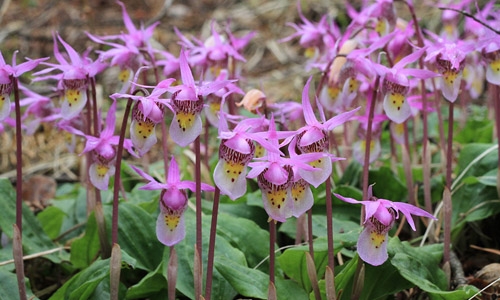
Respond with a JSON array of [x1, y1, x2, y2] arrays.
[[12, 76, 27, 300], [112, 97, 133, 245], [325, 177, 336, 297], [362, 77, 380, 200], [205, 187, 221, 300], [444, 101, 454, 265], [269, 220, 276, 285]]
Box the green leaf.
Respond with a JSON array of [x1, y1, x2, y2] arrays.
[[50, 259, 110, 300], [216, 213, 269, 268], [215, 256, 308, 300], [126, 257, 166, 299], [0, 269, 36, 300], [0, 179, 61, 263], [368, 167, 407, 201], [456, 143, 497, 180], [388, 238, 479, 299], [338, 161, 362, 187], [37, 206, 66, 240], [174, 209, 243, 300], [360, 261, 412, 300], [475, 169, 498, 186], [103, 202, 164, 272], [454, 110, 493, 144], [334, 254, 358, 300], [70, 211, 100, 269], [278, 243, 328, 292], [279, 215, 360, 246]]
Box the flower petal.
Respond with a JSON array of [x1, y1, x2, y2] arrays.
[[0, 93, 11, 121], [291, 179, 314, 217], [169, 112, 202, 147], [298, 156, 332, 188], [486, 59, 500, 85], [383, 92, 412, 124], [156, 209, 186, 247], [440, 71, 462, 103], [213, 159, 247, 200], [261, 186, 293, 222], [357, 226, 389, 266], [264, 163, 289, 186], [130, 119, 157, 156], [61, 88, 88, 120], [89, 162, 114, 190]]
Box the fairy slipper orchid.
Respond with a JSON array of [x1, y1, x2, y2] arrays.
[[293, 76, 359, 187], [167, 50, 232, 147], [132, 157, 215, 246], [334, 185, 436, 266]]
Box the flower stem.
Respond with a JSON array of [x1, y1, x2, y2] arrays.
[[194, 136, 203, 300], [12, 76, 27, 300], [269, 220, 276, 286], [362, 77, 380, 200], [406, 0, 433, 213], [443, 101, 454, 265], [325, 177, 337, 297], [205, 187, 221, 300], [112, 97, 133, 245], [160, 119, 169, 176], [491, 83, 500, 198], [168, 246, 178, 300]]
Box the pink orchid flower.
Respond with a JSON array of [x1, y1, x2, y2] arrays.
[[373, 47, 438, 123], [112, 78, 175, 156], [334, 185, 436, 266], [214, 113, 279, 200], [0, 51, 48, 121], [425, 37, 474, 102], [247, 115, 322, 222], [73, 100, 135, 190], [33, 33, 107, 120], [293, 77, 359, 187], [132, 157, 215, 246], [166, 49, 232, 147]]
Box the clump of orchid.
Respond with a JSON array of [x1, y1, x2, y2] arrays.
[[7, 0, 500, 299]]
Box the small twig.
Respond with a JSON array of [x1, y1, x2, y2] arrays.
[[438, 7, 500, 35], [0, 246, 70, 266], [468, 276, 500, 300]]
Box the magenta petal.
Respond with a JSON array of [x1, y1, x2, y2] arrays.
[[301, 77, 319, 126], [299, 127, 325, 147], [166, 157, 181, 185], [162, 188, 187, 211], [224, 136, 252, 154], [156, 210, 186, 247], [394, 202, 436, 231], [179, 49, 196, 88], [357, 226, 389, 266], [373, 203, 395, 227], [263, 163, 289, 185]]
